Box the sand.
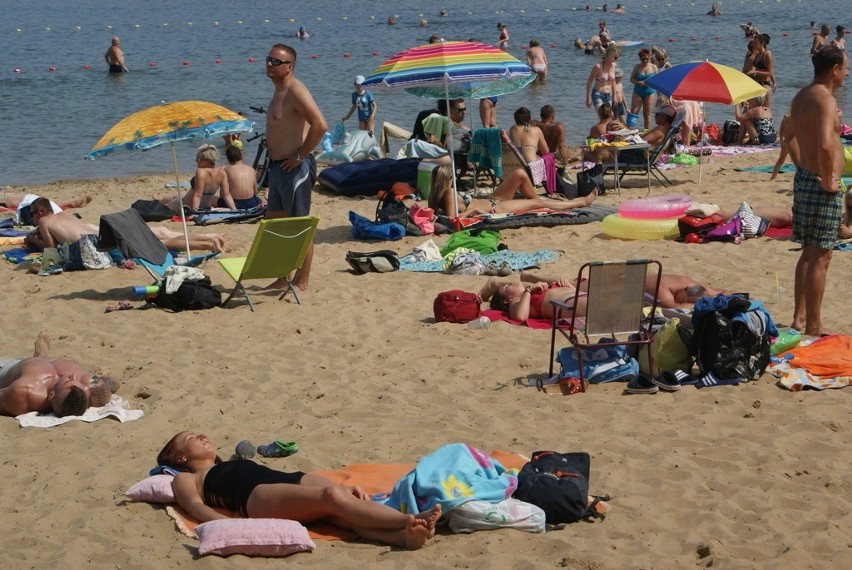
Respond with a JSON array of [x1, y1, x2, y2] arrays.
[[1, 150, 850, 569]]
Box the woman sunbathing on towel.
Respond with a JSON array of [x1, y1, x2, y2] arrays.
[[478, 271, 589, 321], [427, 165, 595, 218], [157, 431, 441, 550]]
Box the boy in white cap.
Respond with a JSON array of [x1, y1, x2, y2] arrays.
[[342, 75, 377, 135]]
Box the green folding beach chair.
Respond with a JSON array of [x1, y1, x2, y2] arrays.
[[217, 216, 319, 311]]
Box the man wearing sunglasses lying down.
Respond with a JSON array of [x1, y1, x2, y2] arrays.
[[0, 332, 119, 417]]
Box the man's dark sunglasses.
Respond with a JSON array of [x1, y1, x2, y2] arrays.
[[266, 56, 292, 66]]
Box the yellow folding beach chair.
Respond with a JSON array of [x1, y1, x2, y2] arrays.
[[217, 216, 319, 311]]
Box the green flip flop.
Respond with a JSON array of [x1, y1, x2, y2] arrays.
[[257, 440, 299, 458]]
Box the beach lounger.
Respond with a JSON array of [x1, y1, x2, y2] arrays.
[[548, 259, 662, 382], [217, 216, 319, 311]]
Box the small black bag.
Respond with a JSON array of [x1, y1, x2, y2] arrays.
[[722, 120, 741, 146], [345, 250, 400, 274], [152, 276, 221, 312], [576, 164, 605, 197], [376, 191, 410, 226], [514, 451, 608, 524]]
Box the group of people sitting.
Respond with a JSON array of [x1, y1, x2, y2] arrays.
[[154, 142, 263, 213], [10, 138, 275, 271]]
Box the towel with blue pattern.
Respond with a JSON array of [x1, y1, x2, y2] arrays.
[[400, 248, 561, 273], [374, 443, 518, 515]]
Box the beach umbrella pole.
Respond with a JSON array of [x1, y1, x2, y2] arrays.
[[445, 80, 461, 225], [169, 142, 192, 257]]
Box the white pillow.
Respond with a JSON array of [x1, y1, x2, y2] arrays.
[[124, 474, 175, 503], [195, 518, 315, 557]]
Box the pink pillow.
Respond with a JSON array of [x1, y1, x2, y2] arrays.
[[195, 518, 315, 557], [124, 474, 175, 503]]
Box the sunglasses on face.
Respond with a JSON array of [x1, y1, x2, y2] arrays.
[[453, 107, 467, 112], [266, 56, 292, 66]]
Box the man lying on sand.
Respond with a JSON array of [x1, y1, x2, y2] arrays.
[[24, 197, 229, 255], [0, 192, 92, 212], [0, 331, 119, 417], [649, 273, 731, 310]]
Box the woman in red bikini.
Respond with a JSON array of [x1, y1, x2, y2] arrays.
[[478, 271, 590, 322]]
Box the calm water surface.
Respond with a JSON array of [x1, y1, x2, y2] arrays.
[[2, 0, 847, 185]]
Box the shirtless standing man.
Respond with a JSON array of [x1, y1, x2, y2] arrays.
[[785, 46, 848, 335], [810, 25, 831, 57], [0, 332, 117, 417], [104, 36, 128, 73], [264, 43, 328, 292]]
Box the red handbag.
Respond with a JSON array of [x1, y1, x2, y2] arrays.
[[433, 290, 482, 323], [678, 214, 724, 240]]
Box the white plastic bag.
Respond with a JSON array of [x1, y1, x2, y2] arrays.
[[446, 498, 546, 534]]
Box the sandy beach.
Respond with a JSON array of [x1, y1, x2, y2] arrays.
[[1, 149, 850, 569]]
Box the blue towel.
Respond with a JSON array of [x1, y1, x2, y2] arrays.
[[469, 128, 504, 178], [374, 443, 518, 514]]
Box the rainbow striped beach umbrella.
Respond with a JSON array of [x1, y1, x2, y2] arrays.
[[361, 41, 536, 99], [643, 61, 766, 105]]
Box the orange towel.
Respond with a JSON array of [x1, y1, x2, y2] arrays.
[[788, 335, 852, 377]]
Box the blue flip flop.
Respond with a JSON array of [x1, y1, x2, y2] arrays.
[[257, 441, 299, 458]]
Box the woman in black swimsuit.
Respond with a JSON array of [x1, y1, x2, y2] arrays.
[[157, 431, 441, 549], [745, 34, 775, 108]]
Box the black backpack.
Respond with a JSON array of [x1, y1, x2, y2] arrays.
[[152, 276, 222, 312], [513, 451, 608, 524], [688, 299, 771, 380]]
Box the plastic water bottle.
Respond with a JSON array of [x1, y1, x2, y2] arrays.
[[132, 285, 160, 295], [771, 328, 801, 356], [468, 316, 491, 330]]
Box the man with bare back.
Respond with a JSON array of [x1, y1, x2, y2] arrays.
[[784, 46, 848, 335], [0, 332, 118, 417], [263, 43, 328, 294]]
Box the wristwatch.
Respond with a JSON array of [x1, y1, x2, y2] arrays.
[[294, 151, 303, 162]]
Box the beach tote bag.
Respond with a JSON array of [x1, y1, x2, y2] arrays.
[[514, 451, 608, 524]]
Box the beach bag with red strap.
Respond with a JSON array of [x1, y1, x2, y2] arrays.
[[514, 451, 609, 524], [433, 290, 482, 323], [678, 213, 725, 240]]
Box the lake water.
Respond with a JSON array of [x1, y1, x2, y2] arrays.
[[2, 0, 847, 185]]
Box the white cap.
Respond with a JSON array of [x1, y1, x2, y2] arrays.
[[354, 75, 365, 85]]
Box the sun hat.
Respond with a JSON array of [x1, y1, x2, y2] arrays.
[[354, 75, 365, 85]]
